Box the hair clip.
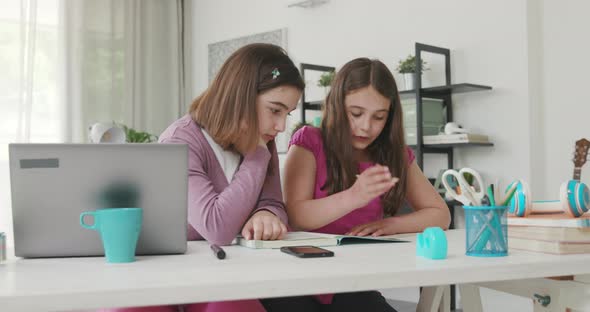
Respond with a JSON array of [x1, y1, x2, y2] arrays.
[[271, 68, 280, 79]]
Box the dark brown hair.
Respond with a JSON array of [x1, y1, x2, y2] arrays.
[[189, 43, 304, 152], [321, 58, 408, 216]]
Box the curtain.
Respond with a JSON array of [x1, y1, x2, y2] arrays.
[[0, 0, 191, 245], [61, 0, 188, 141]]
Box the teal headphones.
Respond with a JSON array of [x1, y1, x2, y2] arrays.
[[509, 180, 589, 218]]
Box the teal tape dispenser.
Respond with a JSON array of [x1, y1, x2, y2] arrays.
[[416, 227, 448, 260]]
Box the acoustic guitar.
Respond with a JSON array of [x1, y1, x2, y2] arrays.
[[573, 138, 590, 181]]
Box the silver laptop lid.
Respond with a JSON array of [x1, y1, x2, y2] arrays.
[[9, 143, 188, 258]]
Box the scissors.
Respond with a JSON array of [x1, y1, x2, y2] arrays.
[[441, 168, 485, 206]]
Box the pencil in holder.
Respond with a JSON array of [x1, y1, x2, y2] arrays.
[[463, 206, 508, 257]]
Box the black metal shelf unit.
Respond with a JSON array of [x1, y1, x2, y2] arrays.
[[399, 83, 492, 100], [411, 42, 492, 312], [299, 63, 335, 123], [409, 142, 494, 150], [411, 43, 493, 170]]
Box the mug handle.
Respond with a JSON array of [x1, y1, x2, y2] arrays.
[[80, 212, 98, 230]]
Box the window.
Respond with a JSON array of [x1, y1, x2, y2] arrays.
[[0, 0, 60, 240]]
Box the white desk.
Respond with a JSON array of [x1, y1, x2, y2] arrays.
[[3, 230, 590, 311]]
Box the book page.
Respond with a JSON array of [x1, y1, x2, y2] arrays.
[[235, 231, 338, 249], [283, 232, 335, 240]]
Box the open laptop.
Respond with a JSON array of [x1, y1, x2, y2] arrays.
[[9, 143, 188, 258]]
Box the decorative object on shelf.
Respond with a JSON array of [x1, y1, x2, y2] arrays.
[[88, 122, 126, 143], [443, 122, 468, 135], [317, 71, 335, 96], [396, 54, 429, 91], [300, 63, 335, 123]]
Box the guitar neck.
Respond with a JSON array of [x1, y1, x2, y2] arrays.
[[573, 167, 582, 181]]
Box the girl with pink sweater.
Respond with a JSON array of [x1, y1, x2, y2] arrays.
[[100, 43, 304, 312]]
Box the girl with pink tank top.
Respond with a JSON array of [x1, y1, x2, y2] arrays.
[[263, 58, 451, 312]]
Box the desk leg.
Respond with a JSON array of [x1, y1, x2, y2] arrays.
[[417, 286, 449, 312], [448, 203, 456, 311], [458, 284, 483, 312], [440, 286, 450, 312]]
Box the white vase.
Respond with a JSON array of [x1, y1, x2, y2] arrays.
[[403, 73, 415, 91]]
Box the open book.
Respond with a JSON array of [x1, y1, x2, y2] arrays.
[[236, 231, 408, 249]]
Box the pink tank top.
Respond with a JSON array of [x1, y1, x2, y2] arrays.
[[289, 126, 415, 235]]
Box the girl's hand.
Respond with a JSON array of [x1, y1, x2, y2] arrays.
[[346, 218, 396, 237], [347, 165, 399, 207], [241, 210, 287, 240]]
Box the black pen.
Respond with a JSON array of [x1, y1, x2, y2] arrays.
[[210, 244, 226, 260]]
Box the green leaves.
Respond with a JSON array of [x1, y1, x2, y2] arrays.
[[396, 55, 429, 74], [122, 125, 158, 143], [317, 71, 335, 87]]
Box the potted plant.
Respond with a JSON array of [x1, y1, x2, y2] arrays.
[[396, 55, 429, 90], [121, 125, 159, 143], [317, 71, 335, 95]]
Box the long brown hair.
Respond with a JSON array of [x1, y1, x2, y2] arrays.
[[321, 58, 408, 216], [189, 43, 304, 152]]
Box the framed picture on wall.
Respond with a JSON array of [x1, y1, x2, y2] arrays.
[[208, 28, 287, 83]]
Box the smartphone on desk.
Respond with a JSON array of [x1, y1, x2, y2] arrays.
[[280, 246, 334, 258]]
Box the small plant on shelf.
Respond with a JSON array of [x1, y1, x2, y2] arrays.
[[396, 55, 429, 74], [317, 71, 335, 87]]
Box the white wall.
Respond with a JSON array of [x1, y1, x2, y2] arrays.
[[527, 0, 546, 198], [538, 0, 590, 199], [192, 0, 531, 189], [190, 1, 590, 310]]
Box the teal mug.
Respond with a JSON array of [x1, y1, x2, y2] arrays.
[[80, 208, 142, 263]]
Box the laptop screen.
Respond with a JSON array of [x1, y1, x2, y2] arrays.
[[9, 143, 188, 258]]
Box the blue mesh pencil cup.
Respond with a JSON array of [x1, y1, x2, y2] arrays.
[[463, 205, 508, 257]]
